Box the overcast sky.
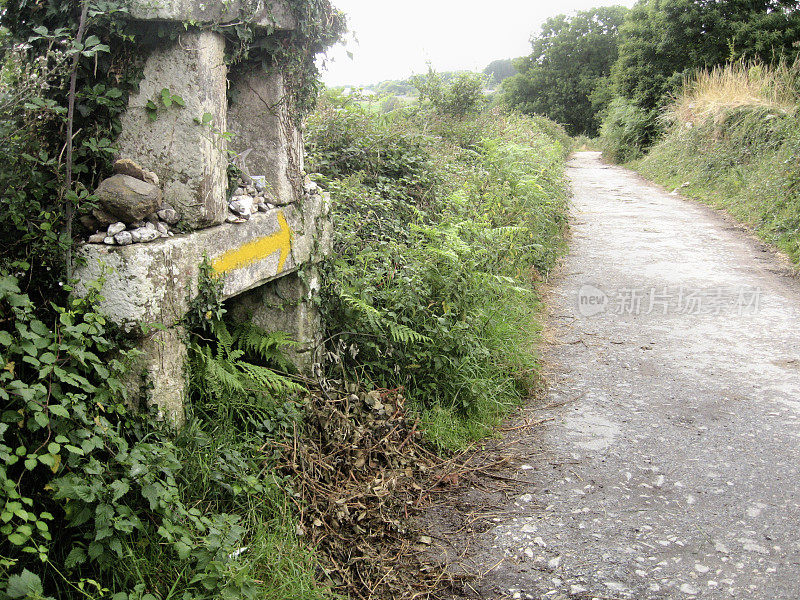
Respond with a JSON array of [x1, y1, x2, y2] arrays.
[[320, 0, 638, 87]]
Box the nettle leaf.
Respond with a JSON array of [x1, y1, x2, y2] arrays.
[[65, 546, 87, 569], [141, 482, 164, 509], [6, 569, 43, 599], [110, 479, 130, 502]]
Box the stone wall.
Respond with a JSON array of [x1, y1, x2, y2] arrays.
[[76, 2, 331, 426]]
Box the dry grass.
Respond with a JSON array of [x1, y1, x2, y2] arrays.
[[666, 60, 800, 124]]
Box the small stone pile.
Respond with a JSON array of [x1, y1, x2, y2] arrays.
[[225, 174, 320, 224], [226, 176, 275, 224], [84, 159, 181, 246]]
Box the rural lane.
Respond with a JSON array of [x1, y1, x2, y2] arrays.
[[425, 151, 800, 599]]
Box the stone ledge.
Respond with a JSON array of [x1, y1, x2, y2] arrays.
[[122, 0, 297, 30], [76, 193, 329, 330]]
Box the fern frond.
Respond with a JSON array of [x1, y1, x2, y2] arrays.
[[238, 362, 304, 394], [387, 321, 432, 344], [234, 323, 299, 363]]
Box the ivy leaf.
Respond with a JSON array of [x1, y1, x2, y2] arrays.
[[161, 88, 173, 108], [6, 569, 43, 598]]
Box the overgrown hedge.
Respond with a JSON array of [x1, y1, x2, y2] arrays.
[[307, 93, 570, 450]]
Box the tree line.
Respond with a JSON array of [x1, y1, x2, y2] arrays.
[[502, 0, 800, 146]]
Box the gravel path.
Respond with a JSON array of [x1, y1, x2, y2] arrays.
[[424, 151, 800, 600]]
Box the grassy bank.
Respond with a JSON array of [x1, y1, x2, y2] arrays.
[[631, 62, 800, 262], [307, 93, 571, 452]]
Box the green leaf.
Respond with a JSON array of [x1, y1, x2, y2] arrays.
[[7, 532, 27, 545], [109, 536, 123, 556], [110, 479, 130, 502], [49, 404, 70, 418], [174, 540, 192, 560], [161, 88, 173, 108], [88, 541, 104, 560], [6, 569, 43, 598], [0, 331, 12, 345], [65, 546, 87, 569]]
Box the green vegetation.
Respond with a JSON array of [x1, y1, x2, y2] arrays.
[[502, 6, 628, 136], [306, 90, 570, 451], [613, 0, 800, 114], [0, 268, 331, 599], [601, 0, 800, 159], [411, 69, 487, 116], [0, 2, 344, 598], [633, 61, 800, 262], [496, 0, 800, 158], [483, 58, 518, 89]]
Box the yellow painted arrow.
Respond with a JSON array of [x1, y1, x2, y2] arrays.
[[212, 210, 292, 275]]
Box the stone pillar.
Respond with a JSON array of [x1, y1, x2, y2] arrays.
[[116, 31, 228, 229], [227, 64, 304, 205], [123, 327, 188, 426], [227, 268, 323, 374]]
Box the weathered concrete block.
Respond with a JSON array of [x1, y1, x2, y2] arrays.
[[122, 0, 297, 30], [76, 200, 328, 330], [228, 65, 303, 205], [227, 269, 323, 374], [137, 327, 188, 426], [116, 31, 228, 229], [77, 199, 327, 425]]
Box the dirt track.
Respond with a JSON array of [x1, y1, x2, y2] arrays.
[[423, 151, 800, 599]]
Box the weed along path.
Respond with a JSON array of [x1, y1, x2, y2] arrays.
[[424, 151, 800, 599]]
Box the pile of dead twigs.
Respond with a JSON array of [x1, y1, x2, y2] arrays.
[[272, 384, 466, 599]]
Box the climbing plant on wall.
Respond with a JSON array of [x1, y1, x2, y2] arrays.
[[0, 0, 345, 295], [0, 2, 346, 598]]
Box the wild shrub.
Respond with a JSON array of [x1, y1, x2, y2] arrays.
[[411, 69, 486, 117], [307, 94, 569, 450], [599, 97, 657, 163], [0, 268, 328, 599]]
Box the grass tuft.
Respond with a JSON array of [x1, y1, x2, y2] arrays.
[[665, 59, 799, 125]]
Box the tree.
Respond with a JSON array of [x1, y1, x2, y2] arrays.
[[411, 69, 486, 116], [612, 0, 800, 112], [483, 58, 518, 88], [501, 6, 629, 136]]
